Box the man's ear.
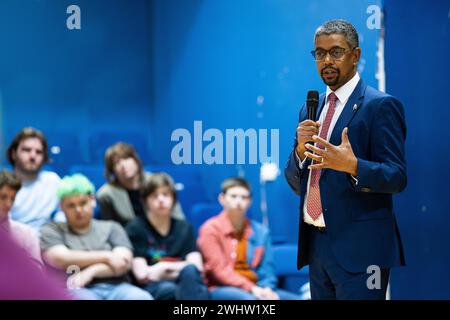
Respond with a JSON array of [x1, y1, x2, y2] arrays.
[[353, 47, 361, 66], [218, 193, 225, 207], [89, 195, 97, 209], [11, 150, 17, 163], [59, 199, 66, 212]]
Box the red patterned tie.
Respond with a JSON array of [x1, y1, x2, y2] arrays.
[[306, 92, 338, 221]]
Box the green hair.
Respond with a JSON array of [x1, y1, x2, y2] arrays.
[[57, 174, 95, 200]]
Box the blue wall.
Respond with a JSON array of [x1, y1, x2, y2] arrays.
[[384, 0, 450, 299], [0, 0, 153, 162]]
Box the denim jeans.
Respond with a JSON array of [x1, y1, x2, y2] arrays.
[[210, 286, 300, 300], [143, 264, 209, 300], [72, 282, 153, 300]]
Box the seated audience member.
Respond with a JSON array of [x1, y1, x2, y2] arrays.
[[126, 173, 209, 300], [97, 142, 184, 226], [0, 170, 42, 267], [198, 177, 300, 300], [7, 127, 63, 232], [40, 174, 152, 300]]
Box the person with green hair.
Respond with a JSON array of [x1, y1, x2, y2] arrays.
[[40, 174, 152, 300]]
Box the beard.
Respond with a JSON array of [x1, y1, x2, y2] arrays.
[[15, 159, 42, 176], [321, 67, 340, 87]]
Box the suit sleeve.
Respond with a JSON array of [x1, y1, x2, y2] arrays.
[[351, 96, 407, 194], [284, 104, 309, 195]]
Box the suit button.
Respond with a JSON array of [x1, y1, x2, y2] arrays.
[[361, 187, 371, 192]]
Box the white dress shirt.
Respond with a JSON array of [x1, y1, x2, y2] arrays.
[[300, 72, 360, 227]]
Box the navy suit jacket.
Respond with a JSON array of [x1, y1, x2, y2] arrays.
[[284, 79, 406, 273]]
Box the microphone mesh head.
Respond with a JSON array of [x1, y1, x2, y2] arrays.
[[307, 90, 319, 101], [306, 90, 319, 120]]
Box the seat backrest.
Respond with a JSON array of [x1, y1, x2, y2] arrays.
[[45, 130, 84, 176], [68, 164, 106, 191], [189, 202, 223, 234], [272, 244, 303, 276], [144, 164, 202, 185]]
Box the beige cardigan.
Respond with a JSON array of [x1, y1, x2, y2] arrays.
[[96, 172, 185, 226]]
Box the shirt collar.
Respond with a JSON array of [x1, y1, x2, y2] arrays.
[[217, 211, 252, 237], [326, 72, 360, 106]]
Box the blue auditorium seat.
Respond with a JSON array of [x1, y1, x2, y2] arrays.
[[144, 164, 202, 185], [272, 243, 310, 297], [88, 131, 152, 164], [0, 164, 13, 171], [68, 164, 106, 191], [189, 202, 223, 233], [45, 130, 84, 176]]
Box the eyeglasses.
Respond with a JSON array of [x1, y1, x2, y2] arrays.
[[310, 46, 354, 61]]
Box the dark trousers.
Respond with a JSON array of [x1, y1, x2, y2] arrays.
[[307, 225, 390, 300], [143, 264, 210, 300]]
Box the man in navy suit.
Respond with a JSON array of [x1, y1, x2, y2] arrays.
[[284, 19, 406, 300]]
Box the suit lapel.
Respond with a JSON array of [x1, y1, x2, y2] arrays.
[[330, 80, 366, 145], [321, 79, 366, 178]]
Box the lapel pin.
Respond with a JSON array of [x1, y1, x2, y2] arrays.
[[353, 104, 358, 111]]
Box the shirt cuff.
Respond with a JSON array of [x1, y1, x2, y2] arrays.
[[350, 174, 359, 185], [295, 151, 308, 170]]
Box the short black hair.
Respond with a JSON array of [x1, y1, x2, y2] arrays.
[[314, 19, 359, 49]]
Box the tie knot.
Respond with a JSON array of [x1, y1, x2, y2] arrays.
[[328, 92, 338, 104]]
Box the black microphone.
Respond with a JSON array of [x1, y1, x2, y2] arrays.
[[306, 90, 319, 121], [305, 90, 319, 160]]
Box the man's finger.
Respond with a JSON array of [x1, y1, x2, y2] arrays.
[[312, 135, 333, 149], [297, 126, 320, 134], [298, 126, 320, 133], [308, 163, 328, 170], [304, 151, 324, 163], [300, 119, 319, 127], [304, 143, 326, 156], [297, 129, 319, 136], [298, 132, 319, 140], [298, 133, 317, 138], [341, 127, 349, 144]]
